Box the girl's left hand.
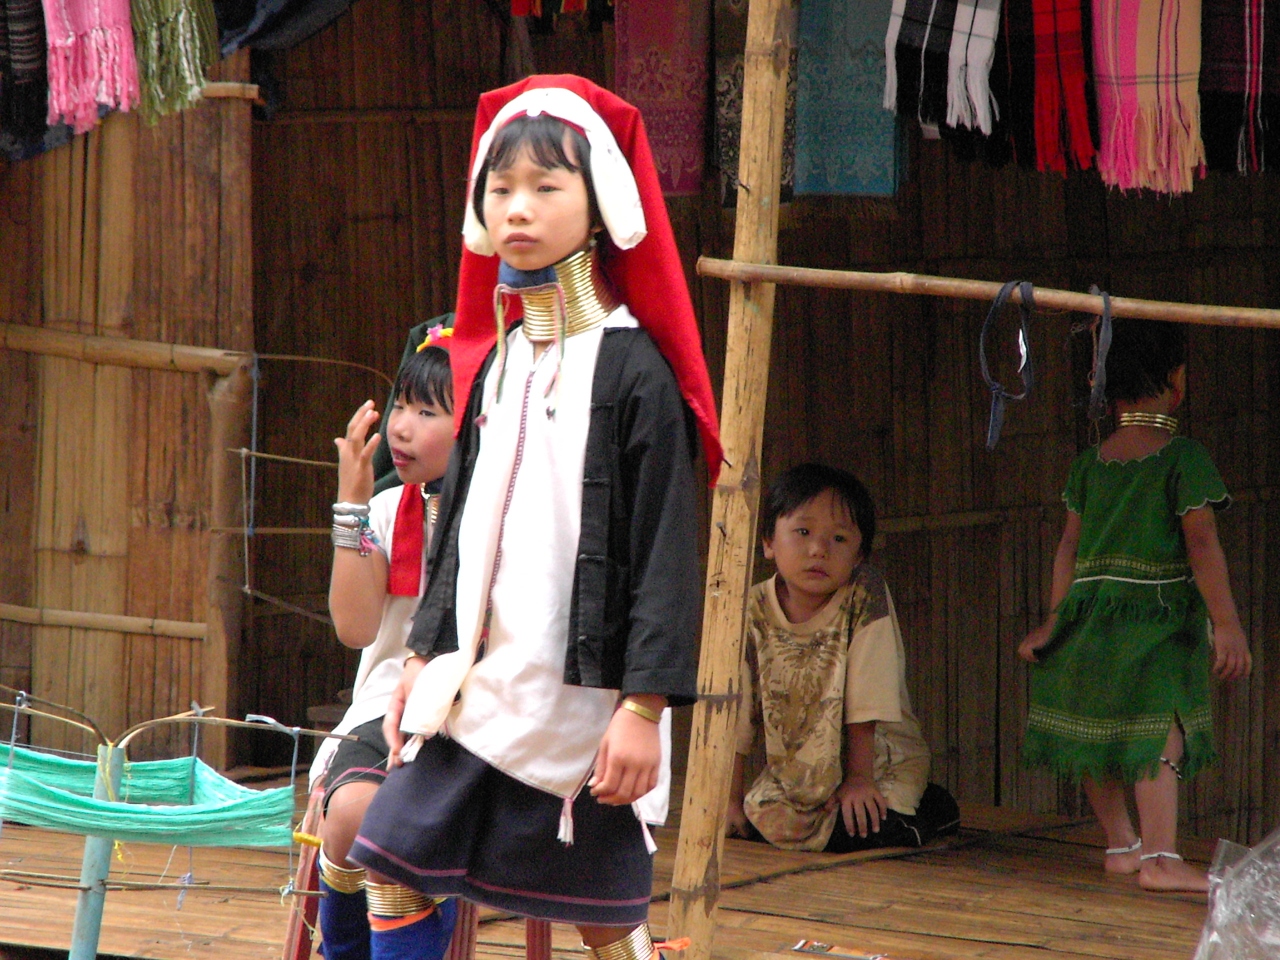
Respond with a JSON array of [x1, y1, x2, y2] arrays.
[[1212, 621, 1252, 681], [1018, 622, 1054, 663], [589, 701, 662, 805]]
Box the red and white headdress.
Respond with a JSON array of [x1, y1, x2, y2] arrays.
[[449, 74, 723, 483]]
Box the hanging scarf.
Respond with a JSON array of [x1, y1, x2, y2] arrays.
[[42, 0, 139, 132], [614, 0, 709, 195], [946, 0, 1002, 134], [131, 0, 217, 121], [887, 0, 959, 128], [717, 0, 797, 206], [1200, 0, 1276, 172], [1092, 0, 1206, 193], [1, 0, 49, 136], [797, 0, 901, 195], [1033, 0, 1096, 172], [387, 483, 425, 597]]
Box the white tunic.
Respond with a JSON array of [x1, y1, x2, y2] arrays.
[[402, 307, 670, 824]]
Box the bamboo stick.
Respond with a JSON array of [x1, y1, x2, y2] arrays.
[[201, 82, 261, 101], [204, 362, 253, 769], [0, 603, 206, 639], [668, 2, 795, 957], [697, 258, 1280, 329], [1, 322, 245, 374]]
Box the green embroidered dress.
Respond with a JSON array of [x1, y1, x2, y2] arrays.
[[1024, 436, 1229, 783]]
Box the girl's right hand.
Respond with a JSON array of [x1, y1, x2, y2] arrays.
[[1212, 620, 1252, 681], [1018, 622, 1054, 663], [383, 655, 426, 768], [335, 400, 381, 504], [725, 800, 750, 838]]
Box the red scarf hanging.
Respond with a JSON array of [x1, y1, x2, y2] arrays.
[[388, 484, 425, 597], [1032, 0, 1095, 173]]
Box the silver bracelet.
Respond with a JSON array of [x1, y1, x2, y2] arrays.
[[332, 524, 363, 550], [332, 501, 371, 517], [332, 514, 361, 528]]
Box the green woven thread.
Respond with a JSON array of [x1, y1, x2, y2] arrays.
[[130, 0, 219, 123], [0, 744, 293, 847]]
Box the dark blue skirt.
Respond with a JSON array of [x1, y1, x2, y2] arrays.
[[349, 734, 653, 927]]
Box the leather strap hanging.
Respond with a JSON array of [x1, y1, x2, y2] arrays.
[[979, 280, 1036, 450]]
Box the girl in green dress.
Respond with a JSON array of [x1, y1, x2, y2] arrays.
[[1019, 318, 1251, 894]]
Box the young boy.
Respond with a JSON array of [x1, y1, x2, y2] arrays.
[[727, 463, 959, 853], [348, 75, 721, 960], [310, 330, 457, 960]]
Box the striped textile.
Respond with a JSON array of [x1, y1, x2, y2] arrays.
[[1, 0, 48, 136], [42, 0, 139, 132], [886, 0, 959, 127], [1200, 0, 1277, 171], [946, 0, 1002, 133], [1033, 0, 1096, 172], [1092, 0, 1206, 193]]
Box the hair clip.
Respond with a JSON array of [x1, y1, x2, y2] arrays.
[[417, 323, 455, 352]]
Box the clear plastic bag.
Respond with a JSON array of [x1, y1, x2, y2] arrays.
[[1194, 826, 1280, 960]]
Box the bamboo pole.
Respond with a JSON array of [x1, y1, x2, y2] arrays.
[[0, 321, 245, 374], [204, 362, 253, 769], [0, 603, 206, 639], [697, 258, 1280, 329], [667, 2, 795, 957]]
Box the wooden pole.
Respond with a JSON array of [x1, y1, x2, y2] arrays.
[[667, 1, 795, 957], [204, 361, 253, 769], [697, 258, 1280, 329], [0, 321, 245, 374], [0, 603, 206, 639]]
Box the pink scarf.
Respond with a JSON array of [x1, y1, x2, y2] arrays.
[[1092, 0, 1205, 193], [43, 0, 139, 132]]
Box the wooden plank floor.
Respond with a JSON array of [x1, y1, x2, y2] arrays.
[[0, 804, 1212, 959]]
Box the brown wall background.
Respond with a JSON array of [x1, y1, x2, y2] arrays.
[[246, 0, 1279, 842], [1, 0, 1274, 841]]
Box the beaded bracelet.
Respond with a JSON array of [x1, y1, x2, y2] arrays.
[[332, 515, 375, 556]]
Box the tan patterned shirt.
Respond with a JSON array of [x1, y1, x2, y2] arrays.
[[736, 566, 931, 851]]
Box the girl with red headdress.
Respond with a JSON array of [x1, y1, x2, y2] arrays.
[[348, 76, 720, 960]]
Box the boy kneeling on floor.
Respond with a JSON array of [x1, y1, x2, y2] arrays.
[[727, 463, 960, 853]]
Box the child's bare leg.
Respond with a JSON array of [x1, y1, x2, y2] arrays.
[[1133, 725, 1208, 893], [1082, 777, 1142, 874]]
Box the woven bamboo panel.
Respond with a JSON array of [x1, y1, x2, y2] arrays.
[[0, 158, 40, 703]]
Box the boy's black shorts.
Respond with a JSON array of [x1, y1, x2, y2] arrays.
[[320, 717, 391, 815]]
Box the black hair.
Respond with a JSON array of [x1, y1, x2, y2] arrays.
[[392, 344, 453, 413], [762, 463, 877, 560], [470, 113, 601, 232], [1103, 318, 1187, 403]]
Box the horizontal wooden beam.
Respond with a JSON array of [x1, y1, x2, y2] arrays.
[[202, 82, 260, 102], [0, 602, 207, 640], [1, 322, 246, 374], [697, 258, 1280, 330]]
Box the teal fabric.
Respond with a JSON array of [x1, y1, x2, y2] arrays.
[[795, 0, 903, 195], [0, 743, 293, 847]]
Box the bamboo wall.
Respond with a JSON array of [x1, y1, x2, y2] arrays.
[[239, 0, 1278, 843], [0, 55, 253, 761], [0, 159, 41, 711]]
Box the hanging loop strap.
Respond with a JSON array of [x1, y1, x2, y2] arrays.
[[1087, 284, 1113, 421], [979, 280, 1036, 450]]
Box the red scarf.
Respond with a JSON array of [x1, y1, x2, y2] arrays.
[[1032, 0, 1095, 173], [387, 484, 425, 597]]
